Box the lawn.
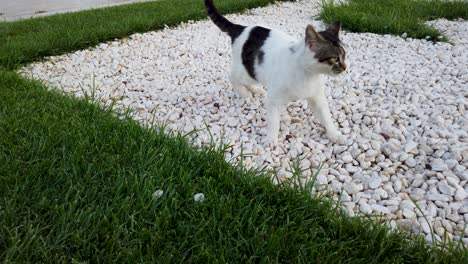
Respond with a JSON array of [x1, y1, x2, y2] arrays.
[[0, 0, 467, 262], [320, 0, 468, 42], [0, 0, 290, 70]]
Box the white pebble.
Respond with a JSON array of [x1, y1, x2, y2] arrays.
[[152, 189, 164, 200], [360, 203, 372, 214], [431, 159, 449, 172], [344, 182, 362, 195], [194, 193, 205, 202], [455, 189, 467, 201], [368, 175, 382, 189], [371, 204, 391, 215]]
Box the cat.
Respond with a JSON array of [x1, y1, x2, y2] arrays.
[[204, 0, 347, 145]]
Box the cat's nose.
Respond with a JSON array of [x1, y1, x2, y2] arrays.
[[340, 62, 348, 72]]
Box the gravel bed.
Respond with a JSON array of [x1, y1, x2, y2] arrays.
[[21, 0, 467, 244]]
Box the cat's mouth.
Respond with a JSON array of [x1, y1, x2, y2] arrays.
[[331, 64, 347, 74], [332, 68, 345, 74]]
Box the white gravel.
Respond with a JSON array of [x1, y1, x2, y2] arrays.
[[20, 0, 468, 243]]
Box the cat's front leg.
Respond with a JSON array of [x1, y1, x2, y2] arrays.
[[307, 91, 344, 144], [246, 84, 265, 95], [265, 98, 282, 145], [232, 83, 250, 98]]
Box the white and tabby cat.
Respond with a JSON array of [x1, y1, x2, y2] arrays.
[[205, 0, 347, 145]]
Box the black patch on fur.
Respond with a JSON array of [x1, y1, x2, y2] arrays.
[[205, 0, 245, 42], [319, 30, 340, 46], [257, 51, 265, 65], [229, 26, 245, 42], [242, 26, 270, 80]]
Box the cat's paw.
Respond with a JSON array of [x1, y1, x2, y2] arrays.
[[265, 135, 278, 147], [248, 85, 265, 95], [238, 89, 251, 98], [327, 130, 345, 144], [235, 85, 251, 98]]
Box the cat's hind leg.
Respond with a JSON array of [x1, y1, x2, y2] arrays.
[[229, 71, 251, 98]]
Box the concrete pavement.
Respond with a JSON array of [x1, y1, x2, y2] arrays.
[[0, 0, 154, 21]]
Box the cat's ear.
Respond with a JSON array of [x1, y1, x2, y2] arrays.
[[305, 25, 323, 51], [326, 21, 341, 38]]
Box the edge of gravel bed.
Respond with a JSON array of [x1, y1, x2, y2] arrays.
[[2, 64, 466, 264], [0, 0, 294, 70], [0, 0, 466, 261]]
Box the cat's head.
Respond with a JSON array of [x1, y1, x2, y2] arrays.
[[304, 21, 347, 75]]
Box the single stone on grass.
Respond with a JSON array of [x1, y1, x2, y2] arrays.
[[152, 189, 164, 200], [194, 193, 205, 202]]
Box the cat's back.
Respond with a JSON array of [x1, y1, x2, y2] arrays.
[[265, 28, 296, 46], [230, 25, 299, 85], [232, 25, 295, 52]]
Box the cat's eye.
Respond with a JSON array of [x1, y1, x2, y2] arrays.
[[319, 57, 337, 63]]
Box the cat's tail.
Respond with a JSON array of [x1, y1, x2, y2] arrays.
[[204, 0, 245, 41]]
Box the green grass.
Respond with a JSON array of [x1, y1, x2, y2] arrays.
[[0, 0, 291, 70], [1, 70, 467, 263], [0, 0, 467, 262], [320, 0, 468, 42]]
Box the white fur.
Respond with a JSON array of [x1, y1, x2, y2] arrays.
[[229, 26, 344, 145]]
